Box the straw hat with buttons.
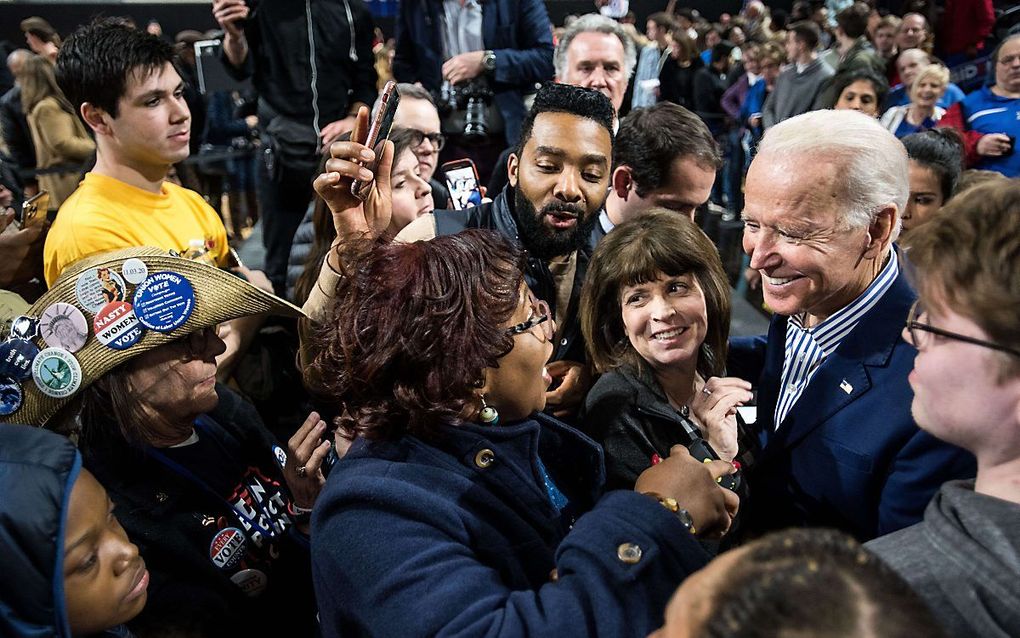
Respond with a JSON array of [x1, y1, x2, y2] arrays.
[[0, 247, 304, 427]]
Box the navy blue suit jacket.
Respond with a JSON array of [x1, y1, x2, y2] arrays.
[[392, 0, 554, 144], [729, 266, 975, 541]]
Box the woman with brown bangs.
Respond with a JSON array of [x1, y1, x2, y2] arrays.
[[580, 209, 758, 491]]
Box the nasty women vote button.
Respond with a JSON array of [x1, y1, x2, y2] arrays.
[[93, 302, 144, 350], [133, 271, 195, 333]]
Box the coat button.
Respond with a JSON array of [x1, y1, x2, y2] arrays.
[[474, 448, 495, 469], [617, 542, 642, 564], [548, 568, 559, 582]]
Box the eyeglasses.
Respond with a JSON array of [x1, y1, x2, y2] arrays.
[[507, 293, 553, 342], [905, 301, 1020, 358], [409, 129, 445, 151], [180, 325, 223, 359]]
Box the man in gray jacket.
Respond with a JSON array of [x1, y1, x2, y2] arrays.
[[866, 180, 1020, 637], [762, 21, 833, 128]]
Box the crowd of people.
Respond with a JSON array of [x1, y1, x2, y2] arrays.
[[0, 0, 1018, 637]]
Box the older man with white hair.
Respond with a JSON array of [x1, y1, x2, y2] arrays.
[[730, 109, 975, 542], [553, 13, 636, 114]]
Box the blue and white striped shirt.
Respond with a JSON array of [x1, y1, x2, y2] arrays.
[[773, 253, 899, 428]]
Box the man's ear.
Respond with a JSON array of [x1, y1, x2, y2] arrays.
[[80, 102, 111, 136], [611, 166, 634, 200], [864, 204, 897, 259], [507, 152, 519, 188]]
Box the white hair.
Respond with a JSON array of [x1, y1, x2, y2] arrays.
[[554, 13, 637, 81], [757, 109, 908, 240]]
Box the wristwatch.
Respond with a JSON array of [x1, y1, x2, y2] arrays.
[[482, 50, 496, 74], [646, 493, 696, 534]]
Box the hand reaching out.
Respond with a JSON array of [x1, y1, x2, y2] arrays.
[[313, 106, 395, 242], [283, 411, 332, 509], [690, 376, 753, 462]]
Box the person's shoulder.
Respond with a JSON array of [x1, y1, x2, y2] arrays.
[[29, 96, 62, 115], [585, 368, 643, 416], [163, 181, 222, 216], [394, 212, 438, 243]]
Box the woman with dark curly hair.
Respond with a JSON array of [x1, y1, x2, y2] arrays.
[[304, 106, 739, 638]]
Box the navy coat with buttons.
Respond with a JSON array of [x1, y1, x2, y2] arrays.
[[311, 413, 711, 637], [392, 0, 555, 144]]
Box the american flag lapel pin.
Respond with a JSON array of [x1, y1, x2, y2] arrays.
[[839, 379, 853, 394]]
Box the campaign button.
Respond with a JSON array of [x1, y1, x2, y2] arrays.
[[121, 258, 149, 285], [75, 267, 128, 314], [0, 377, 22, 416], [93, 302, 144, 350], [10, 315, 39, 340], [31, 348, 82, 398], [39, 303, 89, 353], [0, 338, 39, 380], [209, 527, 247, 570], [272, 445, 287, 469], [132, 271, 195, 333], [230, 568, 268, 597]]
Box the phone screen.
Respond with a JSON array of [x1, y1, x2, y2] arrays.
[[445, 164, 482, 210]]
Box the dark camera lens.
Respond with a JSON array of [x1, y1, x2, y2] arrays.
[[463, 96, 488, 143]]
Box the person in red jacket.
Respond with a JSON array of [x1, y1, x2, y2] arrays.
[[938, 0, 994, 61]]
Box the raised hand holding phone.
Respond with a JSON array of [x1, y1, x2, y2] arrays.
[[313, 107, 395, 244]]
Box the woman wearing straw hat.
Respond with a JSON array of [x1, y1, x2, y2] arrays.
[[0, 247, 327, 636]]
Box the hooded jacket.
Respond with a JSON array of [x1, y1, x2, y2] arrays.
[[866, 480, 1020, 637], [0, 424, 130, 638]]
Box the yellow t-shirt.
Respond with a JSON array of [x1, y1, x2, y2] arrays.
[[43, 173, 229, 286]]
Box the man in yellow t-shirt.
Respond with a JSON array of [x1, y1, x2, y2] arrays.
[[48, 21, 271, 377], [44, 20, 230, 286], [44, 173, 229, 286]]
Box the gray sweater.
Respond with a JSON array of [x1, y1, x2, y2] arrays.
[[866, 480, 1020, 637], [762, 58, 834, 128]]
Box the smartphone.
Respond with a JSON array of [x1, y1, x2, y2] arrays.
[[687, 438, 741, 492], [442, 159, 482, 210], [351, 80, 400, 200], [15, 191, 50, 229]]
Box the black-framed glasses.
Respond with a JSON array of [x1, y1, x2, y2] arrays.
[[905, 301, 1020, 358], [409, 129, 445, 151], [507, 293, 553, 342]]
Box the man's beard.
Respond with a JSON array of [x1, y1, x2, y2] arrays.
[[514, 187, 598, 261]]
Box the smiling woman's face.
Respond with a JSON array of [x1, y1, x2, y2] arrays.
[[620, 271, 708, 373]]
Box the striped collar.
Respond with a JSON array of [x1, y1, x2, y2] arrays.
[[788, 250, 899, 356]]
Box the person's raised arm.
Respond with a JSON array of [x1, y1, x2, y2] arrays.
[[212, 0, 250, 69], [312, 106, 395, 274]]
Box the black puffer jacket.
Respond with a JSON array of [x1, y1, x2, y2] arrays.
[[0, 424, 131, 638]]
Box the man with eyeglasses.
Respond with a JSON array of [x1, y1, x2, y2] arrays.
[[938, 34, 1020, 178], [729, 109, 974, 542], [866, 180, 1020, 637], [386, 83, 451, 209]]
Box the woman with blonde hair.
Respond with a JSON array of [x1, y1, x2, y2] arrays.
[[19, 54, 94, 207], [880, 63, 949, 138]]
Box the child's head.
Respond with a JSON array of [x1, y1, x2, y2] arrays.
[[0, 425, 147, 637]]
